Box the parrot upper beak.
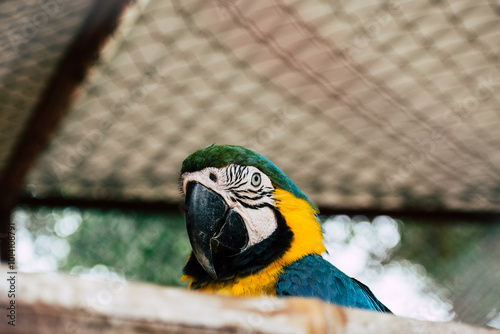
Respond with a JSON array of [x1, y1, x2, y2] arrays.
[[184, 182, 249, 279]]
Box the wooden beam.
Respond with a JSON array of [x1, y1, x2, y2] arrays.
[[0, 265, 497, 334], [0, 0, 132, 262], [16, 196, 500, 224]]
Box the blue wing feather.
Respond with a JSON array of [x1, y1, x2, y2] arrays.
[[276, 255, 392, 313]]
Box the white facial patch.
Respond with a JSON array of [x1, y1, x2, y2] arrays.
[[182, 165, 278, 247]]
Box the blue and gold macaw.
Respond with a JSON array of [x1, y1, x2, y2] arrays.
[[180, 144, 391, 313]]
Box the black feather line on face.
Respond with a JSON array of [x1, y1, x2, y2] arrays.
[[235, 199, 270, 209], [183, 205, 293, 288], [231, 188, 273, 201], [225, 165, 251, 189]]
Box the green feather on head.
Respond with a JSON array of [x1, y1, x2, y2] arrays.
[[181, 144, 317, 210]]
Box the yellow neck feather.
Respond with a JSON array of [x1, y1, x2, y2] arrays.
[[273, 188, 326, 264], [182, 188, 325, 296]]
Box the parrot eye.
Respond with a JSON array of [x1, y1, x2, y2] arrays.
[[251, 173, 261, 187], [209, 173, 217, 182]]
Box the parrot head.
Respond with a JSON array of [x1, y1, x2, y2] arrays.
[[180, 144, 325, 287]]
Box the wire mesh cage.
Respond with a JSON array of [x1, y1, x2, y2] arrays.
[[13, 0, 500, 213], [1, 0, 500, 330]]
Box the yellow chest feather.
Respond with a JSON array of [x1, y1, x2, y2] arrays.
[[187, 262, 283, 296]]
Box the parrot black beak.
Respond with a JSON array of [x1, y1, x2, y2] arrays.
[[185, 182, 248, 279]]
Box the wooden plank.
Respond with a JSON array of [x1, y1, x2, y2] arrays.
[[0, 265, 497, 334]]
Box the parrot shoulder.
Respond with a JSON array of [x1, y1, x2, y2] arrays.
[[276, 254, 391, 313]]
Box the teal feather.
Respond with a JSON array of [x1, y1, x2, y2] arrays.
[[277, 255, 392, 313]]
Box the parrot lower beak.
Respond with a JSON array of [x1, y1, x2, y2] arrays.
[[185, 182, 248, 279]]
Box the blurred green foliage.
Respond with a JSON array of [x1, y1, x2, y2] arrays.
[[394, 221, 489, 283], [393, 220, 500, 325], [64, 209, 192, 286], [15, 206, 192, 286]]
